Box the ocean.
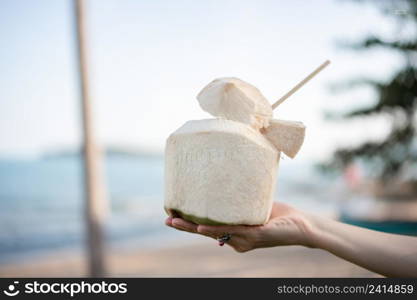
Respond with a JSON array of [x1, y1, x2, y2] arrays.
[[0, 156, 338, 263]]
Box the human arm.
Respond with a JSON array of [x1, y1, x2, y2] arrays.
[[165, 202, 417, 277], [309, 213, 417, 277]]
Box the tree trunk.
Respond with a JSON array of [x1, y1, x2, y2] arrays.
[[74, 0, 108, 277]]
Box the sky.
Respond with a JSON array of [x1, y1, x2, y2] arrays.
[[0, 0, 408, 161]]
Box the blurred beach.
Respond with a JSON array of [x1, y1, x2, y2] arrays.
[[0, 242, 379, 278], [0, 155, 353, 277]]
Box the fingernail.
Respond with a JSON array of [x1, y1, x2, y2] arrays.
[[165, 217, 173, 227]]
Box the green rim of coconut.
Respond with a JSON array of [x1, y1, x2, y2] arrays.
[[166, 208, 234, 226]]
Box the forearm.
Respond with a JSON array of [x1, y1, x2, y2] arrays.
[[307, 214, 417, 277]]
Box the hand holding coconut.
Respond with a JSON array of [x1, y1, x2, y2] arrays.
[[166, 201, 417, 277], [166, 202, 313, 252], [164, 61, 417, 277]]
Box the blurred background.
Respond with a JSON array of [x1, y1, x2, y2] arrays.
[[0, 0, 416, 277]]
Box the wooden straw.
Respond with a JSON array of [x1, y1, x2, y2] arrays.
[[271, 60, 331, 110]]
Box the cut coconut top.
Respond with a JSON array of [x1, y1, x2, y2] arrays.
[[263, 119, 306, 158], [197, 77, 273, 130], [169, 118, 276, 152]]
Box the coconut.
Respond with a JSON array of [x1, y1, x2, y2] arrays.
[[197, 77, 273, 130], [165, 62, 332, 226], [263, 119, 305, 158], [164, 118, 279, 225]]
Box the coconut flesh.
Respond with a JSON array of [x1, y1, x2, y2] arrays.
[[197, 77, 273, 130], [263, 119, 306, 159], [165, 77, 305, 225]]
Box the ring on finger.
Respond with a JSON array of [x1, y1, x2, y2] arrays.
[[217, 233, 232, 246]]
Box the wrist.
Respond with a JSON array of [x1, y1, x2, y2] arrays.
[[297, 212, 324, 249]]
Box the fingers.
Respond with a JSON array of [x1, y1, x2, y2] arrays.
[[165, 217, 173, 227], [197, 225, 259, 252], [166, 218, 243, 238], [225, 236, 252, 253], [165, 217, 255, 252], [197, 224, 245, 237], [170, 217, 199, 233], [165, 217, 195, 233], [166, 217, 222, 238]]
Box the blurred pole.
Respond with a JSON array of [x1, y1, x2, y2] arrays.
[[74, 0, 108, 277]]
